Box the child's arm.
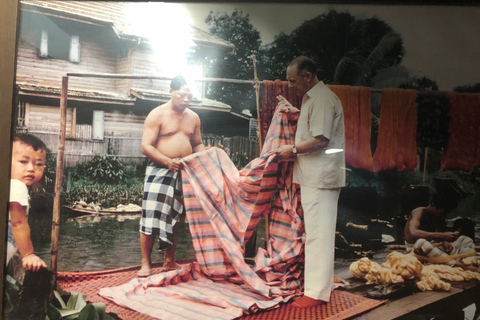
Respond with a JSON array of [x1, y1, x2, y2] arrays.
[[10, 202, 47, 271]]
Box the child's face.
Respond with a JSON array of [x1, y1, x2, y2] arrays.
[[11, 141, 46, 186]]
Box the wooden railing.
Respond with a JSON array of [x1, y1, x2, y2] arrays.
[[28, 126, 260, 167]]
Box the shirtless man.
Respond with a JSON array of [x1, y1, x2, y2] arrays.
[[138, 75, 205, 276], [404, 192, 474, 265], [404, 193, 459, 247]]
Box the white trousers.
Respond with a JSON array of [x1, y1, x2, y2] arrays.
[[301, 186, 340, 301]]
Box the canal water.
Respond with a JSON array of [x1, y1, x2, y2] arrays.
[[32, 214, 196, 272], [29, 194, 479, 272], [30, 209, 266, 272]]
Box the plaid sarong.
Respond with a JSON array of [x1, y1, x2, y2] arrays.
[[139, 161, 184, 250]]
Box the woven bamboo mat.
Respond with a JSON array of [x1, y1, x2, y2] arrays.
[[237, 290, 384, 320], [57, 263, 384, 320]]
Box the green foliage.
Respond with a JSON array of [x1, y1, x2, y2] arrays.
[[43, 148, 57, 193], [257, 33, 301, 80], [3, 275, 21, 315], [399, 76, 439, 91], [3, 275, 105, 320], [260, 9, 408, 88], [84, 155, 128, 184], [454, 82, 480, 93], [68, 155, 141, 184], [205, 9, 262, 115], [47, 291, 106, 320], [201, 7, 444, 113], [203, 8, 415, 112], [231, 152, 250, 170], [62, 157, 144, 208], [62, 182, 143, 208]]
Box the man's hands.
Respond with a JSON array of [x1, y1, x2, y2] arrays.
[[275, 95, 299, 160], [167, 158, 182, 172], [442, 232, 460, 253], [22, 254, 47, 271], [276, 95, 299, 114], [277, 145, 296, 159], [442, 231, 460, 242]]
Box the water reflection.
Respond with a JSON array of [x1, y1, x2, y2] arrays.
[[28, 195, 479, 272], [32, 215, 195, 272]]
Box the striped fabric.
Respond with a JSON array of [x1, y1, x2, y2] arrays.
[[99, 108, 306, 319]]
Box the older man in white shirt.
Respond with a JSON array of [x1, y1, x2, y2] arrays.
[[277, 56, 346, 308]]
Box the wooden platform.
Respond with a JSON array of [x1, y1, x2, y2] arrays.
[[356, 285, 478, 319], [335, 250, 480, 320]]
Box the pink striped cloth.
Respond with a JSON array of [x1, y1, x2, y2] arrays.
[[99, 108, 305, 319]]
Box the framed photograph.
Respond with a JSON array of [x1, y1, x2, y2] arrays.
[[2, 0, 480, 319]]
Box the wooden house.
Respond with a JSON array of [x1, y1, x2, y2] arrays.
[[15, 1, 257, 166]]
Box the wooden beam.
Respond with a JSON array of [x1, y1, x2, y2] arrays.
[[18, 91, 135, 105], [67, 73, 172, 80], [66, 72, 256, 84], [51, 76, 68, 292]]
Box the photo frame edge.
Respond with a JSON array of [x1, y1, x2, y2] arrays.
[[1, 0, 479, 316], [0, 0, 19, 312]]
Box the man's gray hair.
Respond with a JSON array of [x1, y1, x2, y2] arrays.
[[289, 56, 317, 76]]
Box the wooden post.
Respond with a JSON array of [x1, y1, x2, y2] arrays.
[[250, 55, 269, 242], [423, 147, 428, 185], [51, 76, 68, 291], [251, 54, 263, 149]]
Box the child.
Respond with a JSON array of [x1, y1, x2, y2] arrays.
[[6, 133, 48, 271], [5, 133, 50, 320]]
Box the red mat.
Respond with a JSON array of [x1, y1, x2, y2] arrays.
[[237, 290, 384, 320], [57, 263, 384, 320]]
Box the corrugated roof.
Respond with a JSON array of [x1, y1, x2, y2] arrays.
[[17, 83, 232, 113], [20, 0, 234, 51], [17, 83, 136, 103]]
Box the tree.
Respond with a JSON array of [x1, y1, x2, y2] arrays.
[[257, 32, 301, 81], [399, 76, 439, 91], [261, 9, 406, 87], [204, 9, 262, 115], [373, 66, 438, 91], [454, 83, 480, 93]]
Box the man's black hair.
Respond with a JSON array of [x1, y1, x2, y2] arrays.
[[289, 56, 317, 77], [170, 75, 187, 91], [430, 192, 459, 212], [13, 133, 46, 152]]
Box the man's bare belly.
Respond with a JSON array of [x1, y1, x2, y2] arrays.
[[156, 134, 193, 159]]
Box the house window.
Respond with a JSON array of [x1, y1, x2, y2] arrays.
[[39, 30, 48, 57], [38, 29, 81, 63], [92, 110, 104, 140], [69, 36, 81, 62]]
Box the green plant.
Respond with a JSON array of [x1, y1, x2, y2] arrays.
[[3, 274, 105, 320], [62, 181, 143, 208], [3, 275, 21, 315], [86, 155, 128, 184], [43, 148, 57, 193], [62, 157, 144, 208], [231, 152, 250, 170], [47, 290, 106, 320]]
